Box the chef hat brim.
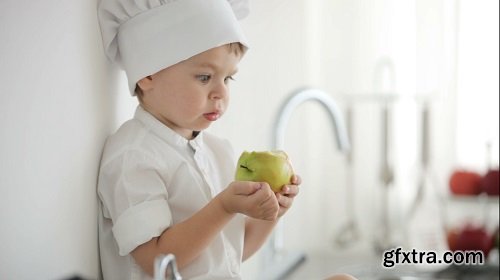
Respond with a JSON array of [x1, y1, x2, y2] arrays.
[[98, 0, 249, 95]]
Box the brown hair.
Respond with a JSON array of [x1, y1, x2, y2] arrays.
[[135, 84, 144, 99], [228, 42, 246, 56]]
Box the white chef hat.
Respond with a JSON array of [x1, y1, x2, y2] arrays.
[[98, 0, 250, 95]]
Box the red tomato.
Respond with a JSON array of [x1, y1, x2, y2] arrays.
[[455, 225, 493, 258], [447, 228, 460, 251], [480, 169, 499, 196], [449, 170, 482, 195]]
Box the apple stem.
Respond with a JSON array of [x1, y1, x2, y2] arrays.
[[239, 165, 251, 171]]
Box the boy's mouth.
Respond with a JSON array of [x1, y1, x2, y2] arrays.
[[203, 112, 221, 121]]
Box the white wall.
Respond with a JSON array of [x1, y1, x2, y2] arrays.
[[455, 0, 500, 168], [0, 1, 133, 279]]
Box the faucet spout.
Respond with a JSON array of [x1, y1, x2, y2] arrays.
[[274, 88, 350, 152], [154, 254, 182, 280], [261, 88, 351, 279]]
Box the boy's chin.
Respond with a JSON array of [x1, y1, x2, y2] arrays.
[[192, 124, 211, 133]]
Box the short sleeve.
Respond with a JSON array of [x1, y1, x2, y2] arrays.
[[113, 200, 171, 255], [98, 148, 172, 256]]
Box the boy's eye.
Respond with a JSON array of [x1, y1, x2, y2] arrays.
[[196, 74, 211, 83], [224, 76, 235, 84]]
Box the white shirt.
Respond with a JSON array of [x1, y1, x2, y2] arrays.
[[98, 106, 244, 280]]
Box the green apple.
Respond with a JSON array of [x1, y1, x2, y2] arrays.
[[235, 150, 295, 192]]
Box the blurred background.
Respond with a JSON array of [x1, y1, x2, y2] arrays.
[[0, 0, 498, 279]]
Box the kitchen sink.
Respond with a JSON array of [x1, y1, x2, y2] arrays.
[[281, 250, 499, 280]]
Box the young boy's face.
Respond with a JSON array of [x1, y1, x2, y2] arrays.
[[138, 45, 242, 139]]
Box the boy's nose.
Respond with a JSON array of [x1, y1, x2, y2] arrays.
[[210, 83, 229, 100]]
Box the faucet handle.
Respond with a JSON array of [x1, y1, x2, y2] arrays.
[[154, 254, 182, 280]]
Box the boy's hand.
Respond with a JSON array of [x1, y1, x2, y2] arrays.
[[276, 175, 301, 218], [219, 181, 279, 221]]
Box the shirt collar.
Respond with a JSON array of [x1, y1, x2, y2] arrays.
[[134, 105, 204, 149], [189, 132, 204, 152]]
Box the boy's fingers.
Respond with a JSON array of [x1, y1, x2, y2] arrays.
[[233, 181, 264, 195], [292, 175, 302, 185], [279, 185, 299, 197], [277, 193, 292, 208]]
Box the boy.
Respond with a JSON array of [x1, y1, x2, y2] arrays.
[[97, 0, 301, 279]]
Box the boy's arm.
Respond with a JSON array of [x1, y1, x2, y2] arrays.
[[131, 181, 278, 276], [131, 194, 234, 275], [243, 218, 278, 261], [242, 176, 301, 261]]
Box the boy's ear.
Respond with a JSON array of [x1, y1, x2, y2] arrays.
[[137, 76, 153, 92]]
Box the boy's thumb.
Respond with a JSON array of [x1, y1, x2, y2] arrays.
[[234, 181, 263, 195]]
